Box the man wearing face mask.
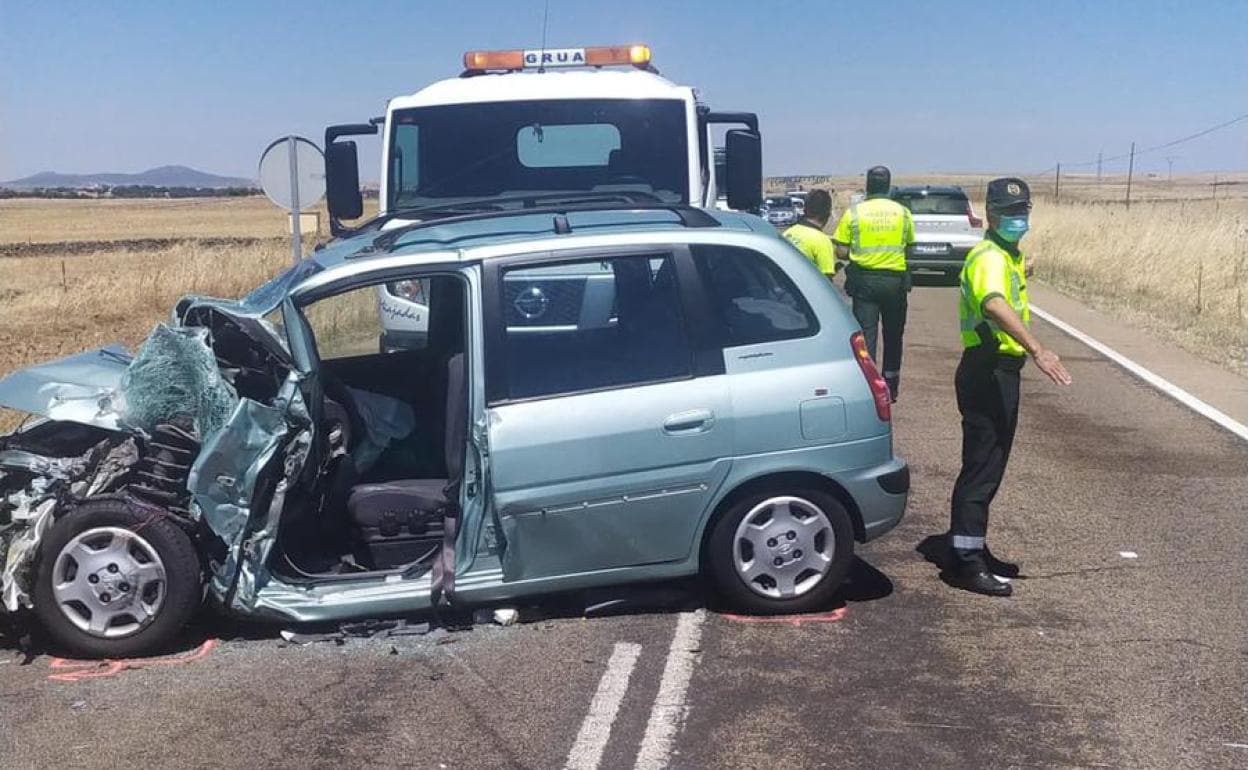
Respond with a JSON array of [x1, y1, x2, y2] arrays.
[[946, 178, 1073, 597]]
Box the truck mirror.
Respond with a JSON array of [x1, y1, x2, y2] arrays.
[[326, 141, 364, 222], [725, 129, 762, 212]]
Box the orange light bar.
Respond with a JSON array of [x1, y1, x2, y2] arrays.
[[462, 44, 652, 72], [584, 44, 651, 67], [463, 49, 525, 71]]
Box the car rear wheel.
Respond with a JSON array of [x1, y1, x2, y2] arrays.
[[33, 499, 202, 658], [706, 489, 854, 614]]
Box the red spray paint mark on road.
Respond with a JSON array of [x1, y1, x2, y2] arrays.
[[47, 638, 218, 683], [720, 607, 848, 626]]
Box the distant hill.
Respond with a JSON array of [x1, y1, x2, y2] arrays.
[[1, 165, 254, 189]]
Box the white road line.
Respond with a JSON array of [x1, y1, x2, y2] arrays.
[[634, 610, 706, 770], [565, 642, 643, 770], [1031, 304, 1248, 443]]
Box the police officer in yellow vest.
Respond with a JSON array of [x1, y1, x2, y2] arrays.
[[946, 178, 1072, 597], [782, 189, 837, 279], [832, 166, 914, 401]]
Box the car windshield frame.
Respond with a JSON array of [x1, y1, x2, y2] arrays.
[[387, 98, 690, 211]]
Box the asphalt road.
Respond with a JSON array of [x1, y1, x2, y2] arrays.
[[2, 284, 1245, 770]]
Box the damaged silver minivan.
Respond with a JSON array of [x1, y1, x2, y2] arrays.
[[0, 203, 909, 657]]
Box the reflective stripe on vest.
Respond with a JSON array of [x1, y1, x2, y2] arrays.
[[848, 199, 907, 271]]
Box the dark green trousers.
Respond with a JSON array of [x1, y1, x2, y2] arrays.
[[845, 265, 909, 397]]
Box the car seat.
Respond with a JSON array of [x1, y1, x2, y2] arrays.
[[345, 353, 466, 570]]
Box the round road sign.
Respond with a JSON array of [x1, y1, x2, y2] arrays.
[[258, 136, 325, 212]]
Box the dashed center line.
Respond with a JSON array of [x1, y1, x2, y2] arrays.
[[634, 610, 706, 770], [565, 642, 642, 770]]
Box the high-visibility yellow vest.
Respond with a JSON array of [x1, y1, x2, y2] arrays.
[[833, 197, 913, 271], [782, 222, 837, 275], [959, 238, 1030, 357]]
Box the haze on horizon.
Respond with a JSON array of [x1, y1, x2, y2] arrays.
[[2, 0, 1245, 182]]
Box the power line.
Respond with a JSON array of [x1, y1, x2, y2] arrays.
[[1032, 111, 1248, 175]]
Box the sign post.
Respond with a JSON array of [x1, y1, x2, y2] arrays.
[[287, 136, 302, 263], [258, 136, 326, 264]]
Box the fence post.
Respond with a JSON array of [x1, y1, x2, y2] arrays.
[[1055, 163, 1061, 203], [1125, 141, 1135, 210]]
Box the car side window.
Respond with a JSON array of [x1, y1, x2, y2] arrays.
[[495, 253, 693, 400], [303, 278, 433, 360], [302, 285, 390, 361], [691, 244, 819, 346]]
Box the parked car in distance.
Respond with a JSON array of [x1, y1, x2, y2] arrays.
[[762, 195, 799, 227], [889, 185, 984, 283], [0, 200, 908, 658]]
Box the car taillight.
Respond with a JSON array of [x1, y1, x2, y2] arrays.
[[966, 202, 983, 228], [851, 332, 891, 422]]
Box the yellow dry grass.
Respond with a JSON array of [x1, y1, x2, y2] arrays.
[[1028, 198, 1248, 366], [0, 197, 303, 242]]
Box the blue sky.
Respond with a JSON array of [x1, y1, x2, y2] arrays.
[[2, 0, 1245, 180]]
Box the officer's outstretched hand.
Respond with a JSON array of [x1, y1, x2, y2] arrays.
[[1033, 348, 1073, 386]]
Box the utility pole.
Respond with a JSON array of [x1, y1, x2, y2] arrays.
[[1055, 163, 1061, 203], [1165, 155, 1178, 185], [1096, 150, 1102, 183], [1125, 141, 1136, 210]]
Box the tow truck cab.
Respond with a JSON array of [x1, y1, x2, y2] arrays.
[[321, 44, 763, 234]]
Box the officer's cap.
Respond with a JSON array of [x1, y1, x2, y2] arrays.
[[986, 177, 1031, 213]]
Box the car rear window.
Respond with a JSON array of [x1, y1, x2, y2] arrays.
[[691, 244, 818, 347], [893, 192, 968, 216]]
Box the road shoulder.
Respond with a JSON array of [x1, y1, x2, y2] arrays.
[[1029, 282, 1248, 426]]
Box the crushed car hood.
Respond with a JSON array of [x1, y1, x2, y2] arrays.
[[0, 346, 132, 431]]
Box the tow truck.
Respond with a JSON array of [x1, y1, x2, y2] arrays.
[[318, 44, 763, 349]]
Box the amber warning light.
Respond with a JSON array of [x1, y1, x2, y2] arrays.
[[463, 44, 652, 72]]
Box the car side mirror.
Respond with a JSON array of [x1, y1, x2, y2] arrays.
[[326, 141, 364, 222], [725, 129, 762, 212]]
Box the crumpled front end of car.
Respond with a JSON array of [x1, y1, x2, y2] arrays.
[[0, 285, 312, 623]]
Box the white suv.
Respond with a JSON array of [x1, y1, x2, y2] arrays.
[[889, 185, 984, 283]]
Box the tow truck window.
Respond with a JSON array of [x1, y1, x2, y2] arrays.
[[388, 99, 688, 208], [517, 124, 621, 168]]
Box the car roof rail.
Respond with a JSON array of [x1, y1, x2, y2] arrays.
[[355, 200, 722, 257]]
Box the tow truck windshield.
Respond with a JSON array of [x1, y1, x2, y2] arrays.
[[387, 98, 689, 209]]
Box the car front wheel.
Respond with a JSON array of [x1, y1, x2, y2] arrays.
[[33, 499, 202, 658], [706, 490, 854, 614]]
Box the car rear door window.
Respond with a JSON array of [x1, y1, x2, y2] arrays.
[[493, 253, 693, 400], [691, 244, 818, 346]]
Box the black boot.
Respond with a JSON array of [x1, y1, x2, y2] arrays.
[[944, 564, 1013, 597], [885, 374, 899, 403], [983, 547, 1020, 578]]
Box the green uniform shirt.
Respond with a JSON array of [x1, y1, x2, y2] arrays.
[[832, 197, 914, 272], [783, 221, 837, 275], [959, 237, 1030, 357]]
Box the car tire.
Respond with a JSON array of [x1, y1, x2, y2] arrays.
[[33, 498, 202, 658], [706, 489, 854, 615]]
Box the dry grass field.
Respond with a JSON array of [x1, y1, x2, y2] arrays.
[[0, 181, 1245, 426]]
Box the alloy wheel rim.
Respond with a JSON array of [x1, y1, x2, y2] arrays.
[[732, 496, 835, 599], [51, 526, 167, 639]]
